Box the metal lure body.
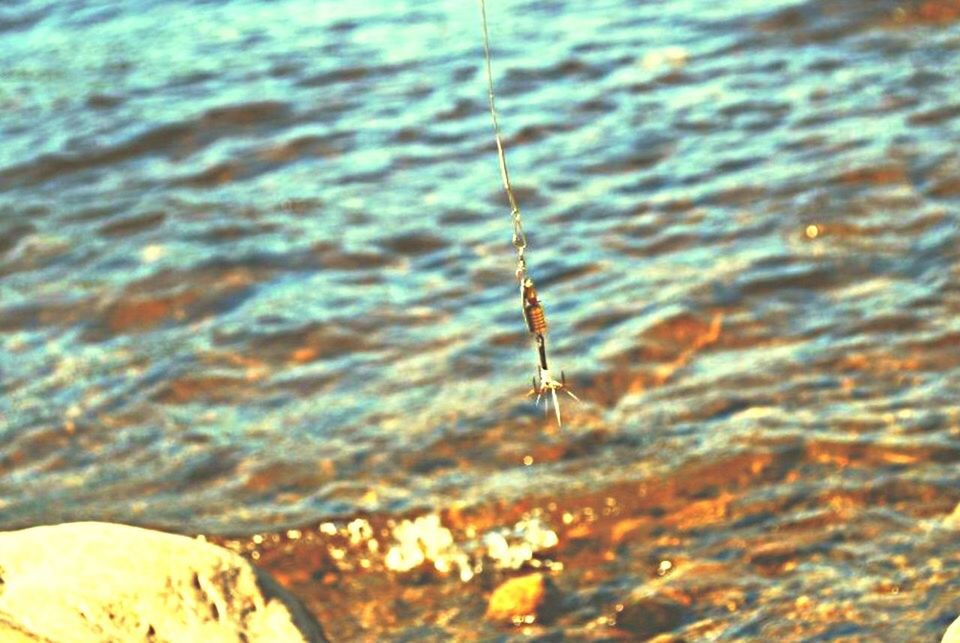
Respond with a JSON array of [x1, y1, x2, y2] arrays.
[[521, 278, 578, 426]]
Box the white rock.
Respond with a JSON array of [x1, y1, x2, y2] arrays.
[[0, 522, 326, 643], [944, 502, 960, 529], [944, 614, 960, 643]]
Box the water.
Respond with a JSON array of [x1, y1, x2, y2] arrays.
[[2, 0, 960, 639]]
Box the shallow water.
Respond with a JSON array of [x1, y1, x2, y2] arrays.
[[2, 0, 960, 639]]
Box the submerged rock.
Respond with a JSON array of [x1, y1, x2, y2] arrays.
[[615, 594, 689, 639], [0, 522, 326, 643]]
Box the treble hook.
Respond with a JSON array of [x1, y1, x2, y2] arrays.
[[521, 277, 579, 426]]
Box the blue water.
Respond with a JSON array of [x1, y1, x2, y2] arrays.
[[2, 0, 960, 636]]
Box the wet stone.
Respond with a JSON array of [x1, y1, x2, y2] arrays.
[[614, 594, 689, 639], [485, 572, 561, 625]]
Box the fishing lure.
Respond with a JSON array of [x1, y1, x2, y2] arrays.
[[479, 0, 578, 426]]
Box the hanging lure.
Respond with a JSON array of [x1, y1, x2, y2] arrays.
[[521, 276, 580, 425], [479, 0, 578, 426]]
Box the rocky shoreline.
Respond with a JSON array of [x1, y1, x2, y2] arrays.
[[3, 474, 959, 641]]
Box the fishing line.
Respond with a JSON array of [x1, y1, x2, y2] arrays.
[[478, 0, 578, 426]]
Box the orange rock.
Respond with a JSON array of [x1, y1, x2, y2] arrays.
[[485, 573, 554, 623]]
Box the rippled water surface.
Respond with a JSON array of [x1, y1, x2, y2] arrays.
[[3, 0, 960, 639]]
